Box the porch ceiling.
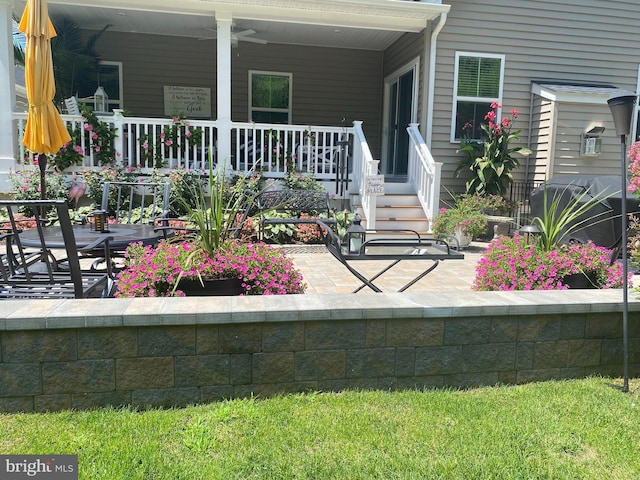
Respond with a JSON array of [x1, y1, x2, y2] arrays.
[[12, 0, 450, 51]]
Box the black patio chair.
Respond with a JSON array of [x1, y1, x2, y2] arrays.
[[0, 200, 114, 299]]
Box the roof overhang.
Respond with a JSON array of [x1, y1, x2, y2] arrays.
[[532, 81, 635, 105], [12, 0, 450, 48]]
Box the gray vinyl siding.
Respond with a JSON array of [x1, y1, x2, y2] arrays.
[[550, 102, 618, 178], [529, 98, 554, 183], [92, 31, 216, 119], [431, 0, 640, 197], [92, 31, 384, 157]]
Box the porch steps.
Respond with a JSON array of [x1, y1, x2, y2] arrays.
[[351, 192, 431, 233]]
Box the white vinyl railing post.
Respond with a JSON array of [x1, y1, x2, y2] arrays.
[[112, 110, 125, 165], [352, 121, 377, 230], [407, 123, 441, 232]]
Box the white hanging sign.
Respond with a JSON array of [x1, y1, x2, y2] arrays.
[[364, 175, 385, 196], [163, 86, 211, 118]]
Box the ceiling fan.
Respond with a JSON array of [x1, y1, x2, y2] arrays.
[[198, 27, 268, 47]]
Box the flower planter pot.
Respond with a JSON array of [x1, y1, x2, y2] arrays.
[[454, 228, 472, 249], [560, 272, 597, 289], [177, 277, 245, 296]]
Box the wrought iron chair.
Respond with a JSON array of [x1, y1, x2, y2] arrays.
[[88, 181, 172, 274], [0, 200, 113, 299]]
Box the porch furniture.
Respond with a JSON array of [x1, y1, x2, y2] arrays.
[[316, 221, 464, 293], [0, 200, 113, 299], [101, 181, 171, 225], [256, 189, 337, 240], [92, 180, 172, 272], [19, 223, 166, 251]]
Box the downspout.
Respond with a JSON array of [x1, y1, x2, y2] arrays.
[[425, 12, 447, 147]]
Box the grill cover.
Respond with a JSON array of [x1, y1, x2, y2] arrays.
[[529, 175, 640, 248]]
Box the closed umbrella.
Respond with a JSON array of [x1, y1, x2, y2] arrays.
[[19, 0, 71, 204]]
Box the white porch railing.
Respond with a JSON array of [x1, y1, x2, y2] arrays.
[[352, 121, 379, 230], [12, 113, 355, 183], [407, 123, 441, 232]]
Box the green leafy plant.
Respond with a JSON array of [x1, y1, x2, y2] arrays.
[[139, 113, 204, 168], [455, 102, 531, 196], [179, 153, 270, 257], [531, 183, 614, 251], [282, 168, 323, 191], [432, 192, 489, 238]]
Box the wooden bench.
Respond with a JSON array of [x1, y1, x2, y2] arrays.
[[256, 189, 337, 240], [0, 200, 114, 299]]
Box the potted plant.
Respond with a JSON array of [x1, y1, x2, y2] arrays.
[[432, 192, 492, 248], [474, 182, 626, 290], [114, 239, 306, 297], [115, 157, 306, 297], [432, 206, 487, 248]]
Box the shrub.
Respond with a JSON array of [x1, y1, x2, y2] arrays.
[[115, 239, 306, 297], [473, 234, 627, 291]]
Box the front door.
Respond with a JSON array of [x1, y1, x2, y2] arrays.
[[383, 64, 417, 182]]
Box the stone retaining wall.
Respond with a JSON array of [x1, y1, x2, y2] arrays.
[[0, 290, 639, 412]]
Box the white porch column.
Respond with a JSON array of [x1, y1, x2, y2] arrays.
[[0, 0, 16, 192], [216, 13, 233, 171]]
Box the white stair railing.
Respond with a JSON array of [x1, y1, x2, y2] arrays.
[[407, 123, 441, 232], [352, 121, 378, 230]]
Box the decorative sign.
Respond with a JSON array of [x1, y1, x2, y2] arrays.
[[163, 86, 211, 118], [364, 175, 385, 196]]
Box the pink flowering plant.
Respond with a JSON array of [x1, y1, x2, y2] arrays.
[[456, 102, 531, 196], [138, 113, 203, 168], [627, 141, 640, 196], [115, 239, 306, 297], [474, 234, 627, 290]]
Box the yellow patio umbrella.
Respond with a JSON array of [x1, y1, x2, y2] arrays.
[[19, 0, 71, 202]]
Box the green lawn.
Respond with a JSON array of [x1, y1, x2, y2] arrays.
[[1, 377, 639, 479]]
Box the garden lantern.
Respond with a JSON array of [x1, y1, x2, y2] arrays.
[[94, 86, 109, 113], [91, 210, 109, 233], [518, 224, 540, 245], [607, 91, 636, 393], [346, 214, 366, 254]]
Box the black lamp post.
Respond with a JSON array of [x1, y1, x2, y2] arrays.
[[607, 91, 637, 393]]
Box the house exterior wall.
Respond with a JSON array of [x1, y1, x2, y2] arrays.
[[92, 30, 385, 158], [549, 101, 618, 178], [529, 97, 554, 181], [431, 0, 640, 196]]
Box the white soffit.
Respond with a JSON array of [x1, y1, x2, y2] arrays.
[[532, 82, 629, 104]]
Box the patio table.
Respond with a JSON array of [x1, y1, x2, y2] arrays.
[[19, 223, 166, 250], [317, 221, 465, 293]]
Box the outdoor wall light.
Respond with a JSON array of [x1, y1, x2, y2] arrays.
[[346, 214, 366, 255], [607, 91, 637, 393], [93, 86, 109, 113], [581, 126, 605, 156]]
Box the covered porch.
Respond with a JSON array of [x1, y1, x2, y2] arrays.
[[3, 0, 450, 230]]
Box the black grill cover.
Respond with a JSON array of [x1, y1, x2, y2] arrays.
[[529, 175, 640, 248]]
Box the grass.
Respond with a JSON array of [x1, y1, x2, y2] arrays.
[[1, 377, 639, 479]]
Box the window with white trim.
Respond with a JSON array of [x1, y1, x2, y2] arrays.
[[451, 52, 504, 142], [76, 61, 123, 112], [249, 71, 292, 124]]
